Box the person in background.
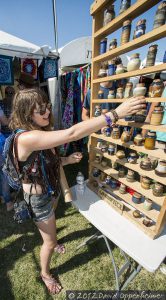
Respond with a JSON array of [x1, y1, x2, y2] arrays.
[[0, 86, 15, 138], [9, 88, 145, 295], [82, 81, 116, 120], [0, 107, 13, 211]]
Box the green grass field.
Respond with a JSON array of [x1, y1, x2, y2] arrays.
[[0, 153, 165, 300]]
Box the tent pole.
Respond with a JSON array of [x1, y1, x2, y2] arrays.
[[52, 0, 58, 53]]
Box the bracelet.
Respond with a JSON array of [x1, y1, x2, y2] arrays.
[[104, 114, 112, 127], [111, 109, 119, 123]]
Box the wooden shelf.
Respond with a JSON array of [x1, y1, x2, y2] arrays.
[[92, 133, 166, 160], [90, 161, 165, 206], [116, 120, 166, 133], [91, 146, 166, 185], [90, 176, 160, 222], [91, 98, 166, 103], [93, 0, 161, 38], [93, 63, 166, 83], [90, 0, 112, 16], [93, 25, 166, 63]]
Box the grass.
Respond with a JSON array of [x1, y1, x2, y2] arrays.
[[0, 151, 165, 300]]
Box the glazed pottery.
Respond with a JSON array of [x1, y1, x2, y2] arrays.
[[98, 68, 107, 78], [105, 175, 111, 185], [124, 82, 133, 98], [127, 53, 141, 72], [132, 192, 142, 204], [143, 217, 152, 227], [141, 176, 151, 189], [133, 210, 141, 218], [144, 132, 156, 150], [121, 128, 131, 142], [92, 167, 101, 177], [133, 109, 147, 123], [120, 0, 131, 14], [108, 144, 116, 155], [133, 83, 147, 97], [118, 167, 126, 178], [116, 64, 125, 75], [103, 5, 115, 26], [116, 87, 124, 98], [127, 152, 138, 164], [121, 20, 131, 45], [101, 144, 108, 153], [150, 106, 164, 125], [119, 183, 126, 194], [98, 90, 104, 99], [153, 1, 166, 29], [110, 179, 118, 189], [143, 198, 153, 211], [146, 44, 158, 67], [140, 157, 152, 170], [111, 127, 120, 139], [116, 150, 125, 159], [126, 169, 135, 182], [108, 90, 115, 99], [155, 160, 166, 177], [152, 182, 164, 197], [94, 105, 102, 117], [133, 19, 146, 39], [109, 38, 117, 50], [99, 38, 107, 54], [108, 61, 116, 75], [134, 134, 144, 146], [149, 79, 164, 98]]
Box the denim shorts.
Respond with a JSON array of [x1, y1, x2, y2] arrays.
[[24, 192, 60, 222]]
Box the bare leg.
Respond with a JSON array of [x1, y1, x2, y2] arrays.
[[36, 214, 62, 294]]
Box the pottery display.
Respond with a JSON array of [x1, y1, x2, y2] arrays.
[[126, 169, 135, 182], [134, 134, 144, 146], [109, 39, 117, 50], [153, 1, 166, 29], [133, 19, 146, 39], [103, 5, 115, 26], [108, 144, 116, 155], [155, 160, 166, 177], [133, 83, 147, 97], [119, 183, 126, 194], [111, 127, 120, 139], [149, 79, 164, 98], [127, 53, 141, 72], [116, 150, 125, 159], [140, 157, 152, 170], [99, 38, 107, 54], [146, 45, 158, 67], [127, 152, 138, 164], [116, 87, 124, 98], [143, 198, 153, 211], [116, 64, 125, 75], [121, 127, 131, 142], [108, 90, 115, 99], [141, 176, 151, 190], [144, 131, 156, 150], [119, 0, 131, 14], [152, 182, 164, 197], [124, 82, 133, 98], [150, 106, 164, 125], [132, 192, 142, 204], [121, 20, 131, 45], [118, 167, 126, 178]]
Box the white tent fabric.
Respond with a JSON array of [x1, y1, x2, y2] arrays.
[[0, 30, 51, 59]]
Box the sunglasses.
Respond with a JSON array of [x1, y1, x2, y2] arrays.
[[34, 103, 52, 115]]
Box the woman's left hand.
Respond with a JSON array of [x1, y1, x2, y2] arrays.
[[67, 152, 83, 164]]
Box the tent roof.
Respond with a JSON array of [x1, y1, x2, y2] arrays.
[[53, 36, 92, 68], [0, 30, 56, 59]]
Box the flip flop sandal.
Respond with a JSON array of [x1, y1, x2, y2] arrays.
[[41, 274, 62, 295], [54, 244, 66, 254]]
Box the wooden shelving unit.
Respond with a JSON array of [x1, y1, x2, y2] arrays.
[[89, 0, 166, 239]]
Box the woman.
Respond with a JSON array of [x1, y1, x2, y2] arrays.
[[10, 88, 146, 294]]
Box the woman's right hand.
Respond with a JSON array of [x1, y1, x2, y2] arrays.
[[114, 96, 146, 119]]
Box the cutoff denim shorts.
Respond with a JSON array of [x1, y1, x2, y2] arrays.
[[24, 192, 60, 222]]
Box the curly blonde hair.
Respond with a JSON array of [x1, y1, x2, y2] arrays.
[[10, 88, 54, 131]]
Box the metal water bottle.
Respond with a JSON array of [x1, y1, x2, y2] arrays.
[[76, 172, 85, 194]]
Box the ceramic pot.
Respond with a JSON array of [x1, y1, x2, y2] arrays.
[[121, 20, 131, 45], [94, 105, 102, 117], [148, 155, 158, 169], [134, 134, 144, 146], [127, 53, 141, 72], [111, 127, 120, 139], [98, 90, 104, 99], [152, 182, 164, 197], [108, 144, 116, 155], [149, 79, 164, 97], [108, 90, 115, 99], [140, 157, 152, 170], [125, 115, 133, 121], [101, 144, 108, 153], [133, 210, 142, 218], [144, 132, 156, 150], [143, 198, 153, 211], [126, 169, 135, 182], [116, 150, 125, 159], [141, 176, 151, 189], [133, 83, 147, 97], [155, 160, 166, 177], [127, 152, 138, 164], [120, 0, 131, 14], [99, 38, 107, 54], [150, 106, 164, 125], [109, 38, 117, 50], [133, 109, 147, 123], [118, 167, 126, 178], [133, 19, 146, 39], [110, 179, 118, 189], [116, 64, 125, 75], [124, 82, 133, 98], [146, 44, 158, 67], [119, 183, 126, 194], [108, 62, 116, 75], [153, 1, 166, 29], [98, 68, 107, 78], [92, 167, 101, 177], [103, 5, 115, 26], [105, 175, 111, 185], [94, 154, 101, 164], [143, 217, 153, 227], [121, 128, 131, 142], [132, 192, 142, 204], [116, 87, 124, 98]]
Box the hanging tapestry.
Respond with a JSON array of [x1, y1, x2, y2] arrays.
[[0, 55, 14, 85], [21, 58, 38, 79], [43, 58, 58, 79]]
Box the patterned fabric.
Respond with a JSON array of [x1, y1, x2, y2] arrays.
[[0, 55, 14, 85], [21, 58, 38, 79], [43, 58, 58, 79]]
